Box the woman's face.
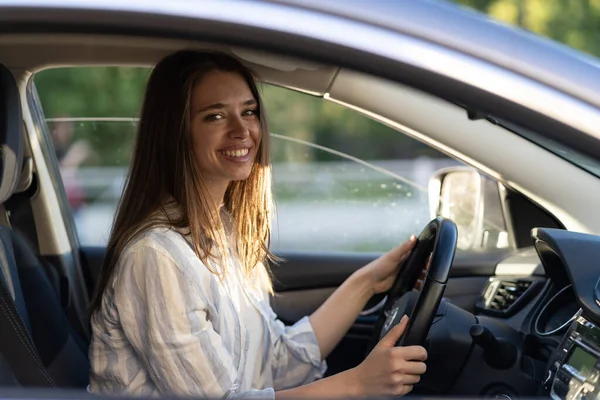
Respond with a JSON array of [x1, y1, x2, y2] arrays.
[[189, 69, 261, 193]]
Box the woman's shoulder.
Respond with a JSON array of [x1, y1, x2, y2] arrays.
[[125, 225, 187, 254], [111, 226, 221, 296], [119, 226, 201, 275]]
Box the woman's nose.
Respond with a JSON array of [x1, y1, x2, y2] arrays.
[[228, 116, 250, 139]]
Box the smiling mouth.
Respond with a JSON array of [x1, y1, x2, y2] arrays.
[[219, 148, 250, 158], [218, 148, 250, 161]]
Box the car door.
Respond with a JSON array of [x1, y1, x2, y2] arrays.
[[33, 65, 513, 375]]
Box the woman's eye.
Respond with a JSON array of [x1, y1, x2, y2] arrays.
[[243, 109, 258, 117], [205, 113, 224, 121]]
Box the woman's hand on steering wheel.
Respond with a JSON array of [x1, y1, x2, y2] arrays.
[[356, 235, 417, 295], [347, 315, 428, 397]]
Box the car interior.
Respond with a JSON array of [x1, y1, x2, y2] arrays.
[[0, 31, 599, 399]]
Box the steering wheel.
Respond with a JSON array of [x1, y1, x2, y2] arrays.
[[369, 217, 458, 350]]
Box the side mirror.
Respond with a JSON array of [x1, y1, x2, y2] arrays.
[[428, 167, 513, 251]]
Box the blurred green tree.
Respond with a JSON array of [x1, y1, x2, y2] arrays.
[[35, 67, 148, 167], [453, 0, 600, 58]]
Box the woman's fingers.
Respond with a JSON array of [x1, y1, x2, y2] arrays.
[[388, 359, 426, 396], [392, 372, 421, 385], [405, 361, 427, 375], [390, 381, 415, 396], [398, 383, 414, 396], [388, 235, 417, 260], [392, 359, 427, 376], [392, 345, 428, 362]]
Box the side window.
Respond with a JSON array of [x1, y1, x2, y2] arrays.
[[34, 67, 463, 252], [34, 67, 148, 246], [262, 86, 462, 253]]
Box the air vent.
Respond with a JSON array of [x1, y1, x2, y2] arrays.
[[477, 278, 540, 316]]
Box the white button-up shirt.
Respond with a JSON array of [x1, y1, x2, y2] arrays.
[[89, 226, 326, 398]]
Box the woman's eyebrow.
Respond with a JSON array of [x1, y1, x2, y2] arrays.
[[196, 103, 226, 113], [196, 99, 256, 114]]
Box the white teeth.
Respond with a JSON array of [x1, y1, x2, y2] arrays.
[[221, 149, 249, 158]]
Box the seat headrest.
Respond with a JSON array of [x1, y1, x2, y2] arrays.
[[0, 64, 24, 204]]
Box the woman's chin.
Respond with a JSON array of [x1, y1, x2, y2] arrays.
[[228, 171, 253, 183]]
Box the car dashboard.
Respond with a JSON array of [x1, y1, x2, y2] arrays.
[[473, 228, 600, 400]]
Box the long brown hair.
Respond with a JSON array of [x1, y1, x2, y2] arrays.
[[90, 50, 276, 314]]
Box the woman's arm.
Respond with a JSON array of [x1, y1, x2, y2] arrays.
[[277, 368, 360, 399], [277, 316, 427, 398], [308, 266, 374, 359], [308, 236, 416, 358]]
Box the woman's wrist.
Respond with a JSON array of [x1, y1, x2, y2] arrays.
[[348, 268, 376, 304], [276, 368, 363, 399], [326, 368, 363, 398]]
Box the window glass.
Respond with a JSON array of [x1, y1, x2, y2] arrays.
[[262, 87, 461, 252], [35, 67, 147, 245], [35, 67, 474, 252]]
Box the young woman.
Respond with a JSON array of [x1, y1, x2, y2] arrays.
[[88, 49, 428, 399]]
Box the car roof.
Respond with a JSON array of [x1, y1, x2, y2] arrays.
[[272, 0, 600, 109]]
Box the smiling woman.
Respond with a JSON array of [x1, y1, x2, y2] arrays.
[[89, 50, 276, 307], [87, 49, 429, 399], [3, 0, 600, 399]]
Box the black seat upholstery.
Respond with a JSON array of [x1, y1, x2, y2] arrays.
[[10, 229, 90, 387], [0, 63, 89, 388]]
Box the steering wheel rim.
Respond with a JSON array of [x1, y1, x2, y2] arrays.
[[369, 217, 458, 350]]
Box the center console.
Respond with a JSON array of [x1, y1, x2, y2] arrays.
[[544, 311, 600, 399]]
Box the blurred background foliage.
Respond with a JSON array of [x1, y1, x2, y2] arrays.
[[35, 0, 600, 167], [455, 0, 600, 57]]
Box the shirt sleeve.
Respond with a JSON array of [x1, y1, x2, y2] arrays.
[[264, 298, 328, 390], [113, 243, 274, 400]]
